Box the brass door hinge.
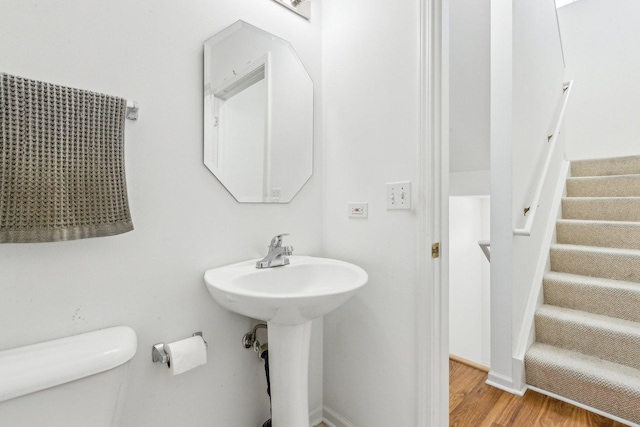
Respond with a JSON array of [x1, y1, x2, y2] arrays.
[[432, 242, 440, 259]]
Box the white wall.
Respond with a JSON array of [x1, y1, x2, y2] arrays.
[[510, 0, 565, 359], [449, 197, 490, 367], [512, 0, 566, 226], [220, 80, 267, 200], [0, 1, 324, 425], [489, 0, 565, 391], [450, 170, 491, 196], [558, 0, 640, 160], [321, 0, 421, 425], [449, 0, 491, 174]]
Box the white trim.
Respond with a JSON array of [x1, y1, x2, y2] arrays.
[[309, 406, 323, 427], [486, 369, 527, 396], [552, 0, 566, 67], [417, 0, 449, 425], [527, 385, 640, 427], [450, 353, 490, 372], [512, 159, 570, 388], [513, 80, 573, 236], [322, 405, 357, 427]]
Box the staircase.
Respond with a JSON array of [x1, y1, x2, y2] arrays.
[[525, 155, 640, 425]]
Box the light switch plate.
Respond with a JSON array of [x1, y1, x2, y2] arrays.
[[348, 203, 368, 218], [387, 181, 411, 210]]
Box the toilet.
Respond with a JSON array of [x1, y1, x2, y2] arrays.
[[0, 327, 137, 427]]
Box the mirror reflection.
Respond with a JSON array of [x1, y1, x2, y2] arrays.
[[204, 21, 313, 203]]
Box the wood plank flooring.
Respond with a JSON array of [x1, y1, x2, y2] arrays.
[[450, 359, 628, 427]]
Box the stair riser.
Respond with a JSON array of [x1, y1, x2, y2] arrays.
[[550, 248, 640, 283], [567, 176, 640, 197], [527, 155, 640, 425], [535, 313, 640, 371], [562, 198, 640, 221], [525, 354, 640, 423], [544, 278, 640, 323], [571, 156, 640, 177], [556, 221, 640, 250]]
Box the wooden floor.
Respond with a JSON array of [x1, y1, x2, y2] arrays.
[[450, 359, 628, 427]]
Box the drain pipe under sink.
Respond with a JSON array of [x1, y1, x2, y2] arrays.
[[260, 343, 271, 427], [243, 324, 272, 427]]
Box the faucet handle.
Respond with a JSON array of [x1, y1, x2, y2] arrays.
[[270, 233, 289, 248]]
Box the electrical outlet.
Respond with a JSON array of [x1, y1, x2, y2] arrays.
[[348, 203, 368, 218], [386, 181, 411, 210]]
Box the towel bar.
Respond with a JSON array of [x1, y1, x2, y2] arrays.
[[126, 100, 139, 120]]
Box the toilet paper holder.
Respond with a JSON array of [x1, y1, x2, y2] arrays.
[[152, 332, 208, 365]]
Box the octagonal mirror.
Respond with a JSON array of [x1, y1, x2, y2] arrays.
[[204, 20, 313, 203]]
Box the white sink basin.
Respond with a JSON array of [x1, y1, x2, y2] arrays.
[[204, 255, 367, 426], [204, 256, 368, 325]]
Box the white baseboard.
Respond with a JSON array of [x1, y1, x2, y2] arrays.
[[322, 405, 357, 427], [486, 370, 527, 396], [528, 385, 639, 427], [309, 406, 323, 427], [449, 353, 490, 372]]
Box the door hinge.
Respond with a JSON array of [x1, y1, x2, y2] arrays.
[[432, 242, 440, 259]]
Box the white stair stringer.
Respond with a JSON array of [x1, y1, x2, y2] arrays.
[[525, 155, 640, 425]]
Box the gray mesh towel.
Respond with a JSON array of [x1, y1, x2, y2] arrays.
[[0, 73, 133, 243]]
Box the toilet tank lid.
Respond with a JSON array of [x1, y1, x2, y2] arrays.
[[0, 326, 137, 403]]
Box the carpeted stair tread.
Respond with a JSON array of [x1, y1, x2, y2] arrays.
[[550, 244, 640, 283], [525, 343, 640, 423], [556, 219, 640, 250], [544, 272, 640, 323], [571, 155, 640, 177], [526, 155, 640, 425], [535, 304, 640, 370], [562, 197, 640, 221], [566, 174, 640, 197]]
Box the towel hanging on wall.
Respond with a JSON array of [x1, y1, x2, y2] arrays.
[[0, 72, 133, 243]]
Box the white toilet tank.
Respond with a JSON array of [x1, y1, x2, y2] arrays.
[[0, 327, 137, 427]]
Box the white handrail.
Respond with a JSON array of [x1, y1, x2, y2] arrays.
[[478, 240, 491, 262], [553, 0, 566, 68], [513, 80, 573, 236]]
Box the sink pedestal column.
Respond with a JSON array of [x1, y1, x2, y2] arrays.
[[267, 320, 312, 427]]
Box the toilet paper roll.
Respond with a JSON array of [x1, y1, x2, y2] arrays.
[[164, 335, 207, 376]]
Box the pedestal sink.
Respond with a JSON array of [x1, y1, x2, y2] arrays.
[[204, 256, 368, 427]]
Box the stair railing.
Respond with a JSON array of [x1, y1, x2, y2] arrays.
[[513, 80, 574, 236]]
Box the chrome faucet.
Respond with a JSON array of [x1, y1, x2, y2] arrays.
[[256, 234, 293, 269]]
